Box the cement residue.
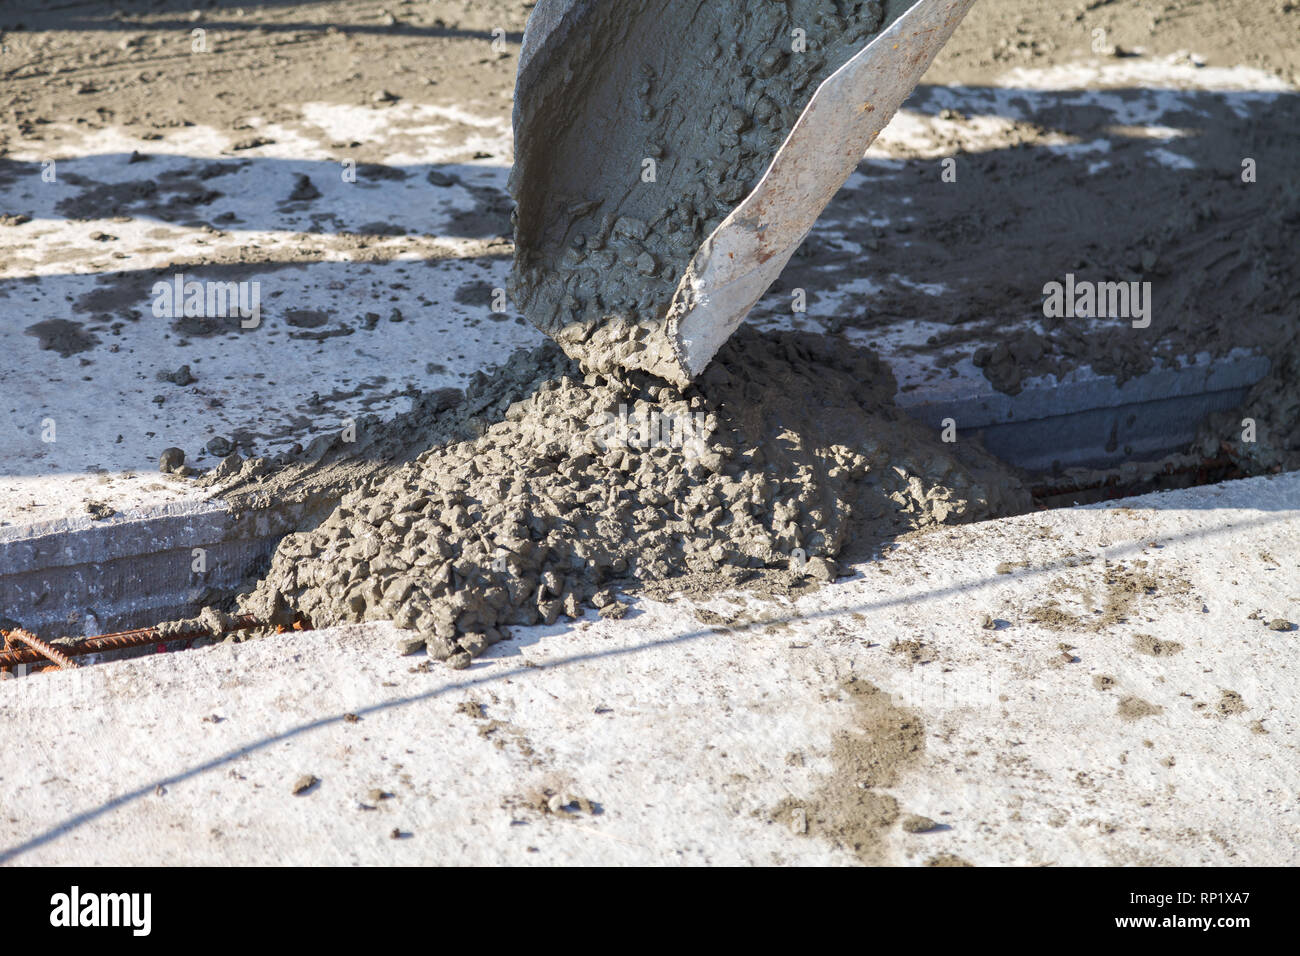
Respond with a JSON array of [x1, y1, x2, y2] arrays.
[[509, 0, 902, 383], [1117, 696, 1163, 720], [1216, 690, 1247, 717], [238, 328, 1029, 665], [24, 319, 100, 357], [199, 343, 575, 521], [1025, 560, 1191, 633], [157, 606, 238, 639], [773, 678, 926, 863], [1133, 634, 1183, 658]]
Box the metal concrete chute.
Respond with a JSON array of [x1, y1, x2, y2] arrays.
[[508, 0, 978, 385]]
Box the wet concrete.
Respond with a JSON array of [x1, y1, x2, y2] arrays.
[[240, 327, 1029, 666], [509, 0, 908, 382]]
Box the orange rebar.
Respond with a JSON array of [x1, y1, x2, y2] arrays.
[[0, 614, 282, 669], [6, 629, 78, 670]]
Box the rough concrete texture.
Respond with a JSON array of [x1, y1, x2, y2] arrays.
[[239, 328, 1028, 665], [3, 472, 1297, 866], [509, 0, 908, 382], [0, 111, 535, 524]]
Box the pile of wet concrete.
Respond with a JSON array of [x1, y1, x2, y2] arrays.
[[206, 0, 1300, 663], [237, 328, 1028, 667]]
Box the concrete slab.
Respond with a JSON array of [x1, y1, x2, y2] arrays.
[[2, 471, 1296, 866], [0, 105, 541, 635], [1, 104, 538, 525], [0, 498, 313, 637]]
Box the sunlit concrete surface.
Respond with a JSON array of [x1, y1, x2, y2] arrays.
[[3, 472, 1296, 866]]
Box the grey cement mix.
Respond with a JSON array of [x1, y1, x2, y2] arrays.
[[509, 0, 907, 383], [238, 328, 1029, 666]]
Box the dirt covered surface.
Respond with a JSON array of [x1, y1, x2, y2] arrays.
[[0, 1, 528, 150], [763, 3, 1298, 475], [777, 88, 1298, 392]]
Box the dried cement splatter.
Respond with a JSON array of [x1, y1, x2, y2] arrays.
[[772, 678, 926, 863], [1133, 633, 1183, 657], [237, 328, 1028, 664], [1216, 690, 1247, 717], [901, 813, 940, 833], [1026, 561, 1191, 633], [1117, 696, 1163, 720]]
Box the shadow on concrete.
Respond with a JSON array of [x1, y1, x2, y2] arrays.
[[753, 84, 1298, 392]]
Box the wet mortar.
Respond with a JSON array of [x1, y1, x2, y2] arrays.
[[509, 0, 905, 382], [233, 327, 1029, 667]]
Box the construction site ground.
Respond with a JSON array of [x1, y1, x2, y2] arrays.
[[1, 0, 1297, 865]]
